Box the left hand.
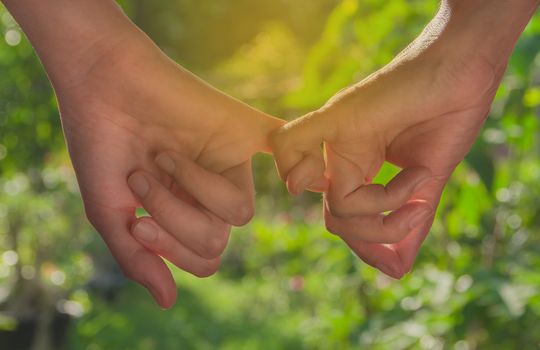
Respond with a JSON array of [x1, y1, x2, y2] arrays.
[[55, 28, 283, 308]]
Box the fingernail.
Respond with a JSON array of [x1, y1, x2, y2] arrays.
[[128, 173, 150, 198], [408, 208, 432, 230], [133, 221, 157, 242], [155, 153, 175, 175]]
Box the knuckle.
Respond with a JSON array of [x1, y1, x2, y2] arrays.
[[325, 221, 339, 235], [323, 206, 341, 235], [229, 198, 255, 226], [193, 258, 221, 278], [198, 225, 230, 259], [323, 217, 340, 236]]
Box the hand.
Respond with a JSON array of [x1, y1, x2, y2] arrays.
[[2, 0, 283, 308], [61, 35, 282, 307], [271, 0, 537, 278]]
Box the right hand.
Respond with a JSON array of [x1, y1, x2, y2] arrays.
[[271, 0, 535, 278]]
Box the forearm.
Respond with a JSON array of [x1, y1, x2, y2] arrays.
[[434, 0, 539, 67], [1, 0, 138, 89]]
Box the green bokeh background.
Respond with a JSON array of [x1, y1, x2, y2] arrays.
[[2, 1, 540, 349]]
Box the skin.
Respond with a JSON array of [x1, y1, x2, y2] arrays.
[[4, 0, 538, 309], [272, 0, 540, 278], [2, 0, 284, 308]]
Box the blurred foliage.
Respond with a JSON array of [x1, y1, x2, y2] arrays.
[[1, 0, 540, 349]]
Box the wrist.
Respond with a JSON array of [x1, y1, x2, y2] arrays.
[[446, 0, 540, 11], [2, 0, 140, 90], [439, 0, 538, 66]]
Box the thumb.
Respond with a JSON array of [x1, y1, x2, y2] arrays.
[[270, 110, 334, 195]]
